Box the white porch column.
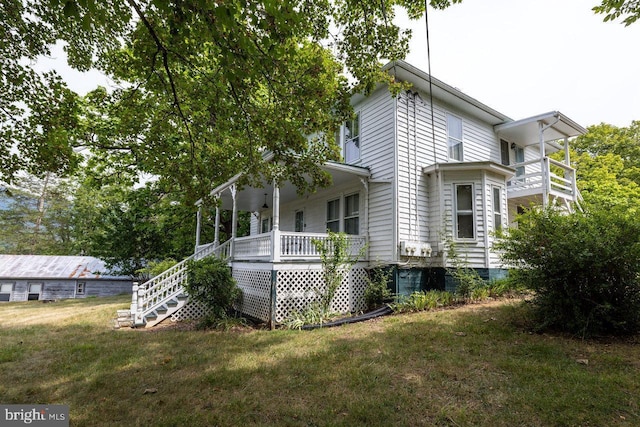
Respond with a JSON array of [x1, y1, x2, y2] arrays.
[[271, 183, 281, 262], [214, 202, 220, 246], [360, 177, 369, 260], [230, 184, 237, 259], [194, 205, 202, 253], [539, 121, 549, 208]]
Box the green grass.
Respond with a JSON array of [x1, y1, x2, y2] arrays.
[[0, 296, 639, 426]]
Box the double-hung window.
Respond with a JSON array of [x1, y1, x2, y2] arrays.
[[344, 112, 360, 163], [447, 113, 463, 161], [344, 193, 360, 235], [493, 187, 503, 231], [455, 184, 474, 239], [326, 199, 340, 232]]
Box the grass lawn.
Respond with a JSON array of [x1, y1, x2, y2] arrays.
[[0, 295, 638, 426]]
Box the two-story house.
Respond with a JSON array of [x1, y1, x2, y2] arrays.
[[128, 60, 585, 328]]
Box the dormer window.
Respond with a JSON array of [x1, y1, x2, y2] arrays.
[[446, 113, 463, 161], [344, 112, 360, 163]]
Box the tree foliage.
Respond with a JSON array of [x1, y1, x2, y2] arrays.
[[570, 121, 640, 214], [594, 0, 640, 26], [2, 0, 463, 201], [0, 174, 76, 254]]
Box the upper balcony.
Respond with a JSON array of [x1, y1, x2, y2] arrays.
[[495, 111, 586, 208]]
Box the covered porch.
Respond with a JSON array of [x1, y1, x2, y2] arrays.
[[495, 111, 586, 209], [194, 160, 371, 263]]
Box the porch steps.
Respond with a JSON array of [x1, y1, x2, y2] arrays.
[[142, 294, 189, 328], [114, 309, 134, 329]]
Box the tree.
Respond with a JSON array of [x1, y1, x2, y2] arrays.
[[0, 174, 76, 254], [2, 0, 462, 199], [569, 121, 640, 214], [594, 0, 640, 26]]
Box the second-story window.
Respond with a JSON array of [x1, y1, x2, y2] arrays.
[[447, 113, 463, 161], [344, 112, 360, 163], [514, 145, 525, 178]]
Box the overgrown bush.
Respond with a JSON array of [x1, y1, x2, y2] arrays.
[[495, 206, 640, 336], [185, 257, 241, 324], [364, 267, 393, 310], [446, 240, 487, 300]]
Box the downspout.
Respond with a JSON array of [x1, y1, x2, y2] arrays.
[[393, 93, 399, 263], [413, 92, 420, 241], [406, 91, 413, 240]]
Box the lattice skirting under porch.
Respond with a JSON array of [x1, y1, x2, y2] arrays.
[[232, 265, 368, 324], [170, 300, 212, 322], [170, 265, 369, 325]]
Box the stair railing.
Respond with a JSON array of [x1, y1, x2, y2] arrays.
[[132, 239, 232, 325]]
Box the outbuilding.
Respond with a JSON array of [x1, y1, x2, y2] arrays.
[[0, 255, 133, 302]]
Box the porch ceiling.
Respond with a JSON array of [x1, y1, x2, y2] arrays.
[[212, 162, 370, 211], [494, 111, 587, 151]]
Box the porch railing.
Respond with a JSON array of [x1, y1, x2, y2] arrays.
[[507, 157, 577, 201], [211, 231, 367, 262]]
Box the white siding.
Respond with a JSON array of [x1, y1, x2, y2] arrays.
[[353, 87, 396, 262]]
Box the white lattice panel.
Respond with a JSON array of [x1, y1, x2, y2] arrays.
[[234, 268, 272, 322], [274, 267, 368, 322], [170, 299, 211, 322]]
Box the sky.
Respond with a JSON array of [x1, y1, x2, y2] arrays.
[[39, 0, 640, 129], [398, 0, 640, 128]]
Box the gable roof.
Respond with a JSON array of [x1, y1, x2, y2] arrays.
[[379, 60, 513, 125], [0, 255, 130, 280]]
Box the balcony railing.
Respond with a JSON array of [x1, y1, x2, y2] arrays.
[[507, 157, 577, 201]]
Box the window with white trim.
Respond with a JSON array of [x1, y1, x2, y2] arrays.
[[76, 282, 85, 295], [447, 113, 463, 161], [0, 283, 13, 302], [344, 193, 360, 235], [326, 198, 340, 232], [344, 112, 360, 163], [455, 184, 474, 239], [493, 187, 503, 231]]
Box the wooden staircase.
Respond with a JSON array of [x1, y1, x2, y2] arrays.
[[120, 240, 231, 328]]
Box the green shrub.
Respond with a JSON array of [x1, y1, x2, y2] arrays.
[[495, 206, 640, 336], [392, 290, 456, 313], [364, 267, 393, 310], [185, 257, 241, 323]]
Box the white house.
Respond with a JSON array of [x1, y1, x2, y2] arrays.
[[128, 60, 585, 328]]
